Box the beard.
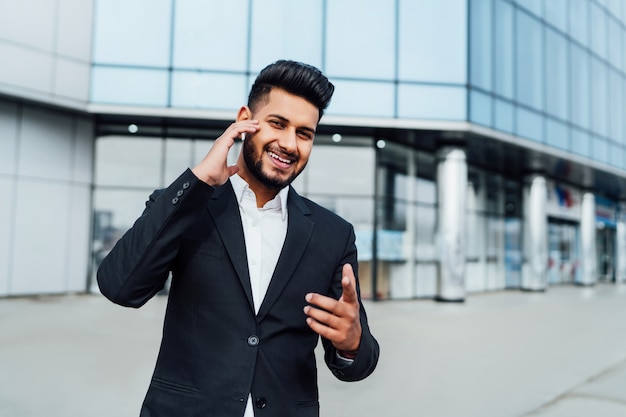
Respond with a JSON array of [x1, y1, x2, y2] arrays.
[[242, 136, 306, 190]]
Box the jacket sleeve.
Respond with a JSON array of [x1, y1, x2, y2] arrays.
[[322, 225, 380, 382], [97, 169, 214, 308]]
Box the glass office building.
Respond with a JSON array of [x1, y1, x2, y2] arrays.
[[1, 0, 625, 300]]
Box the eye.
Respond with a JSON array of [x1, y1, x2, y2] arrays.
[[297, 130, 313, 140], [269, 119, 285, 129]]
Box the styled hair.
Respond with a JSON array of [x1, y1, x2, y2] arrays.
[[248, 60, 334, 120]]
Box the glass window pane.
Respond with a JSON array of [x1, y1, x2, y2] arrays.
[[325, 0, 395, 79], [545, 28, 568, 120], [516, 107, 543, 142], [571, 128, 590, 156], [307, 145, 375, 196], [249, 0, 322, 72], [90, 67, 169, 106], [398, 84, 466, 120], [469, 0, 492, 90], [609, 70, 623, 142], [592, 136, 609, 163], [93, 0, 172, 67], [494, 0, 514, 99], [470, 90, 492, 127], [173, 0, 248, 71], [591, 57, 608, 137], [570, 44, 590, 129], [516, 0, 543, 18], [164, 139, 193, 186], [590, 3, 608, 61], [398, 0, 467, 84], [95, 137, 163, 188], [170, 71, 247, 111], [516, 11, 544, 110], [544, 0, 567, 33], [494, 99, 514, 133], [546, 119, 568, 150], [569, 0, 589, 47], [608, 18, 622, 69], [328, 80, 395, 118], [610, 143, 624, 168]]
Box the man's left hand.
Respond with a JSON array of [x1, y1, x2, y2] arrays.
[[304, 263, 362, 353]]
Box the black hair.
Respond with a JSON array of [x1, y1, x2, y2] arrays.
[[247, 60, 334, 120]]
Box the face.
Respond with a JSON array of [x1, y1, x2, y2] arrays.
[[238, 88, 319, 192]]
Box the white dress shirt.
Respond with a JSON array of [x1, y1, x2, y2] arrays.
[[230, 174, 289, 416]]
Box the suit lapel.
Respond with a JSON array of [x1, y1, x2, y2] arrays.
[[257, 188, 313, 321], [206, 182, 254, 313]]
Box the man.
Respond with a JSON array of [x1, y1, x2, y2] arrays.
[[98, 60, 379, 417]]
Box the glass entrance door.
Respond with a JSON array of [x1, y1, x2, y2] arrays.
[[547, 221, 579, 284]]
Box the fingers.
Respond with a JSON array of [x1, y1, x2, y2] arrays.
[[340, 263, 358, 304]]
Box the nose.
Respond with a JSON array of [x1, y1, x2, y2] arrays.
[[277, 128, 298, 153]]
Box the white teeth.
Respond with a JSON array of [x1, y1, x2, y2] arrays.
[[268, 151, 292, 164]]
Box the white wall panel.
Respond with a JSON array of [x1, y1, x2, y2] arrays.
[[0, 178, 15, 296], [0, 0, 56, 51], [54, 59, 91, 102], [11, 179, 72, 295], [0, 101, 18, 175], [18, 108, 74, 181], [56, 0, 94, 60], [0, 42, 54, 93], [67, 185, 91, 292]]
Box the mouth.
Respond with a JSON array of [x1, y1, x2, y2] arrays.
[[267, 150, 296, 169]]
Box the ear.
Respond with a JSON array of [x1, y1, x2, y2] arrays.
[[236, 106, 252, 122]]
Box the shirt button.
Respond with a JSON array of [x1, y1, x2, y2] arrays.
[[247, 335, 259, 346], [255, 397, 267, 409]]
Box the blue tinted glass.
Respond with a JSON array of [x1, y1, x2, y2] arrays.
[[591, 3, 608, 61], [494, 0, 514, 99], [591, 58, 608, 137], [170, 71, 247, 111], [516, 11, 544, 110], [608, 18, 622, 70], [608, 70, 623, 141], [592, 137, 609, 163], [571, 128, 590, 156], [93, 0, 172, 67], [570, 44, 590, 129], [250, 0, 323, 72], [516, 107, 543, 142], [544, 0, 567, 33], [469, 0, 492, 90], [397, 84, 466, 120], [494, 99, 514, 133], [545, 28, 568, 120], [325, 0, 395, 79], [569, 0, 589, 47], [91, 67, 169, 106], [398, 0, 467, 84], [609, 143, 624, 168], [546, 119, 568, 150], [470, 90, 492, 127], [516, 0, 543, 18], [173, 0, 248, 71], [328, 80, 395, 118]]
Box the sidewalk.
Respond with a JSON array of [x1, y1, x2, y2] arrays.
[[1, 284, 626, 417]]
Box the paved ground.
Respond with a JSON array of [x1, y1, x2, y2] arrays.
[[2, 283, 626, 417]]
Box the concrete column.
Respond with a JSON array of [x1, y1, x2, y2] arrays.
[[436, 147, 467, 302], [522, 175, 548, 291], [577, 192, 597, 285]]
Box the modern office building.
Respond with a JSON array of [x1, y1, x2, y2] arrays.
[[1, 0, 625, 301]]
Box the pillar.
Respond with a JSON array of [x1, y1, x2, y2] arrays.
[[577, 192, 597, 285], [521, 175, 547, 291]]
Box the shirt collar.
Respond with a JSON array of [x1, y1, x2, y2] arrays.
[[230, 174, 289, 220]]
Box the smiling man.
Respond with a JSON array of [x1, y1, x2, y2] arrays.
[[97, 60, 379, 417]]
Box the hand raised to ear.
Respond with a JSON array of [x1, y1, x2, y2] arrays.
[[191, 120, 258, 186], [304, 263, 362, 353]]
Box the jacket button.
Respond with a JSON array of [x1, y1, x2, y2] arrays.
[[247, 335, 259, 346], [171, 197, 179, 205], [182, 181, 190, 189], [255, 397, 267, 409], [176, 190, 184, 197]]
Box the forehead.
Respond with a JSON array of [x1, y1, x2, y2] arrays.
[[256, 88, 319, 126]]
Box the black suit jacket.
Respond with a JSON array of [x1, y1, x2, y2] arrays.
[[97, 169, 379, 417]]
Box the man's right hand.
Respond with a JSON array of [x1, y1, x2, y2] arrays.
[[191, 120, 259, 186]]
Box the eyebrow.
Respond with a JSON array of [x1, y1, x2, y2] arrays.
[[268, 114, 316, 134]]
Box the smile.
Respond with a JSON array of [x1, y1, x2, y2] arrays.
[[268, 151, 294, 165]]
